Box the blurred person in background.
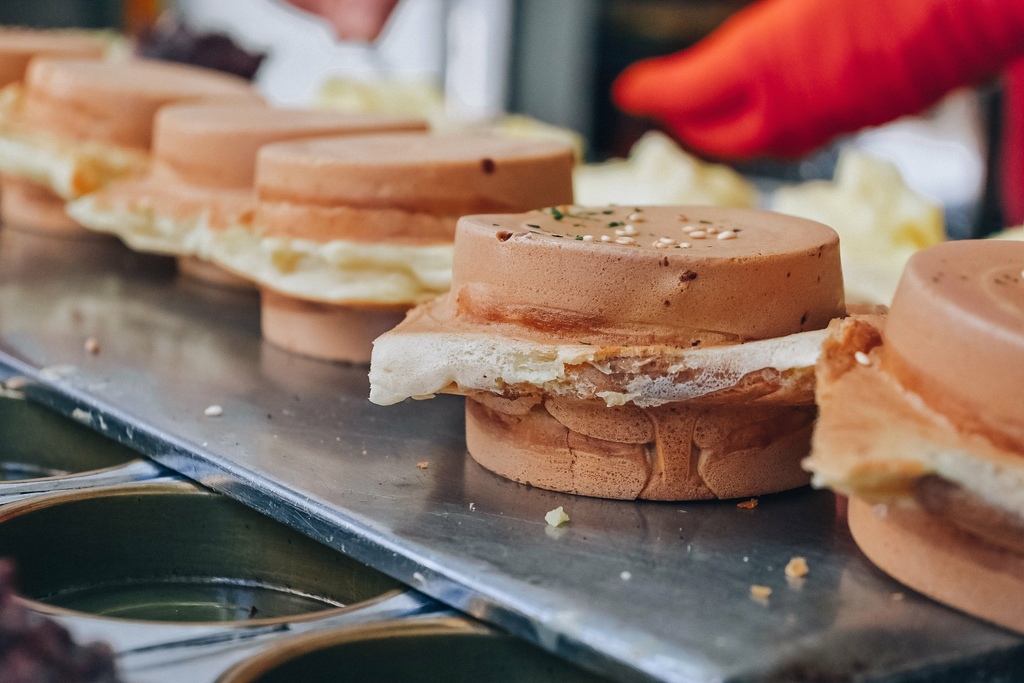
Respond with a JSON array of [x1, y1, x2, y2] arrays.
[[290, 0, 1024, 229], [611, 0, 1024, 226]]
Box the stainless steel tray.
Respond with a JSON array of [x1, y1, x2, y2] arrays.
[[1, 229, 1021, 683]]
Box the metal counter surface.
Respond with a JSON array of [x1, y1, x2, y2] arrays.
[[0, 230, 1021, 683]]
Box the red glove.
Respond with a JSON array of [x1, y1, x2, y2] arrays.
[[613, 0, 1024, 159], [1002, 59, 1024, 226]]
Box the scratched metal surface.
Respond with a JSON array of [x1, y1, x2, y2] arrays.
[[0, 228, 1021, 683]]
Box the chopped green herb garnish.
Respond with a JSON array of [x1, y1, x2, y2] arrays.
[[698, 219, 712, 224], [575, 235, 584, 240], [550, 206, 565, 220], [607, 221, 624, 228]]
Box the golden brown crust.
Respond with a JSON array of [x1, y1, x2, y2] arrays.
[[465, 395, 815, 500], [261, 289, 407, 363], [848, 497, 1024, 635]]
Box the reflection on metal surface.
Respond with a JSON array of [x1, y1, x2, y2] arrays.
[[220, 617, 608, 683], [0, 395, 137, 477], [0, 228, 1022, 681], [0, 482, 403, 625], [0, 394, 165, 500]]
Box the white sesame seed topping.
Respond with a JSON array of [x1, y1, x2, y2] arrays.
[[717, 230, 737, 240], [681, 225, 695, 232], [689, 230, 707, 239], [679, 242, 692, 248], [1020, 269, 1024, 279], [600, 235, 613, 242], [854, 351, 871, 366], [204, 405, 223, 417], [624, 224, 638, 235], [615, 236, 637, 245], [706, 227, 720, 234], [658, 237, 675, 244], [581, 234, 594, 242], [614, 228, 628, 236], [653, 241, 668, 249]]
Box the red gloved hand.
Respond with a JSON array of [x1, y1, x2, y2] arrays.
[[613, 0, 1024, 159], [1002, 59, 1024, 226]]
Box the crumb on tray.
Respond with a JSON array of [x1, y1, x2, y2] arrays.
[[545, 506, 570, 527], [785, 557, 809, 579]]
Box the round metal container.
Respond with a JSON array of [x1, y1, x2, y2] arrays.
[[0, 482, 402, 624], [0, 396, 140, 483], [220, 618, 608, 682]]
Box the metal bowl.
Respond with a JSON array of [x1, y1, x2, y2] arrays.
[[0, 482, 403, 624], [0, 396, 140, 483], [219, 618, 608, 683]]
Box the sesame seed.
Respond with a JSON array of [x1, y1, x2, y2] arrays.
[[600, 235, 613, 242], [624, 224, 638, 235], [1020, 269, 1024, 279], [706, 227, 720, 234], [678, 242, 692, 248], [581, 234, 594, 242], [653, 241, 668, 249], [620, 571, 632, 581], [689, 230, 707, 239], [658, 237, 675, 244], [204, 405, 223, 417], [614, 228, 628, 236], [854, 351, 871, 366], [717, 230, 737, 240], [681, 225, 695, 232], [615, 236, 637, 245]]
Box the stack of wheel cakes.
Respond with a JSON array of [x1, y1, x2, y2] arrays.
[[0, 28, 108, 230], [0, 55, 259, 236], [69, 103, 427, 287], [371, 205, 846, 500], [208, 132, 577, 361], [805, 240, 1024, 634]]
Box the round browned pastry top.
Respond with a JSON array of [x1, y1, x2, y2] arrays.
[[152, 103, 426, 188], [19, 57, 259, 149], [882, 240, 1024, 452], [0, 29, 105, 88], [448, 205, 845, 346], [255, 132, 575, 219]]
